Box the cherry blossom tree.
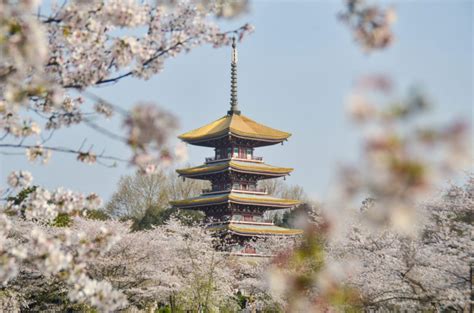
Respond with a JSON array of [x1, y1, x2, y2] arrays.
[[336, 77, 469, 234], [257, 79, 470, 311], [1, 0, 252, 170], [328, 177, 473, 311], [1, 0, 251, 309], [1, 182, 238, 311], [0, 185, 126, 311]]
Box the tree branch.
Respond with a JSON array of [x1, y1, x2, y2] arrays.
[[0, 143, 128, 163]]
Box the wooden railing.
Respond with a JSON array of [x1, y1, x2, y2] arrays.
[[205, 155, 263, 163], [202, 187, 267, 194]]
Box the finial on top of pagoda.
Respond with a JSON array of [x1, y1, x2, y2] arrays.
[[228, 37, 241, 115]]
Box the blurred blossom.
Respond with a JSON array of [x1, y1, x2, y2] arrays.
[[94, 101, 114, 118], [21, 121, 41, 137], [266, 265, 287, 300], [339, 0, 396, 52], [174, 141, 188, 163], [7, 171, 33, 188], [328, 178, 473, 309], [85, 193, 102, 210], [102, 0, 149, 27], [77, 152, 97, 164], [264, 216, 361, 312], [0, 214, 17, 286], [338, 76, 470, 233], [22, 188, 56, 223], [125, 103, 178, 170], [356, 75, 393, 93], [26, 145, 52, 164], [208, 0, 249, 18], [346, 93, 375, 122], [125, 104, 177, 149]]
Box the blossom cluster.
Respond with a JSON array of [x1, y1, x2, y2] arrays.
[[328, 177, 473, 310], [339, 0, 397, 52], [5, 171, 102, 224], [339, 76, 470, 233], [0, 181, 126, 311], [0, 0, 253, 169], [7, 171, 33, 189], [125, 103, 179, 171]]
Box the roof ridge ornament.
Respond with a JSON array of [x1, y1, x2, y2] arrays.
[[228, 37, 241, 115]]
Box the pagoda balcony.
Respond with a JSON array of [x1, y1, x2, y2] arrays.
[[205, 155, 263, 164], [207, 220, 275, 226], [202, 186, 267, 195]]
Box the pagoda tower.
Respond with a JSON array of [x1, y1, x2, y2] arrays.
[[171, 39, 301, 255]]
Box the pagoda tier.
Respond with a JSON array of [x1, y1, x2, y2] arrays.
[[178, 113, 291, 148], [170, 191, 299, 211], [208, 221, 303, 237], [176, 159, 293, 181], [171, 39, 301, 256]]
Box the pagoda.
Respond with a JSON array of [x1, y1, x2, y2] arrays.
[[171, 39, 302, 255]]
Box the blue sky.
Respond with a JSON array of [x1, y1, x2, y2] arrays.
[[2, 0, 472, 202]]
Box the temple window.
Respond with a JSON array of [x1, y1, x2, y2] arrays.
[[246, 148, 252, 159], [226, 147, 231, 158], [243, 214, 253, 221], [233, 147, 239, 157]]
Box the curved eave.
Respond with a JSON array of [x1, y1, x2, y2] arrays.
[[177, 113, 292, 147], [207, 224, 303, 236], [228, 226, 303, 236], [230, 195, 300, 207], [170, 195, 228, 208], [179, 132, 291, 147], [177, 162, 293, 179], [170, 195, 300, 209]]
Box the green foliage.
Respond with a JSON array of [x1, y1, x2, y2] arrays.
[[326, 285, 364, 312], [6, 185, 37, 206], [24, 281, 96, 312], [85, 209, 110, 221], [132, 206, 204, 231], [51, 213, 72, 227], [273, 203, 313, 228], [156, 305, 172, 313], [234, 291, 248, 309], [4, 186, 37, 217]]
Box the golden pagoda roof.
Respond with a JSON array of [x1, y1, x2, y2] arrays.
[[178, 114, 291, 145], [176, 160, 293, 178], [170, 191, 300, 209], [208, 222, 303, 236]]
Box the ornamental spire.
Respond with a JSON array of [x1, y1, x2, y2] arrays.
[[228, 37, 241, 115]]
